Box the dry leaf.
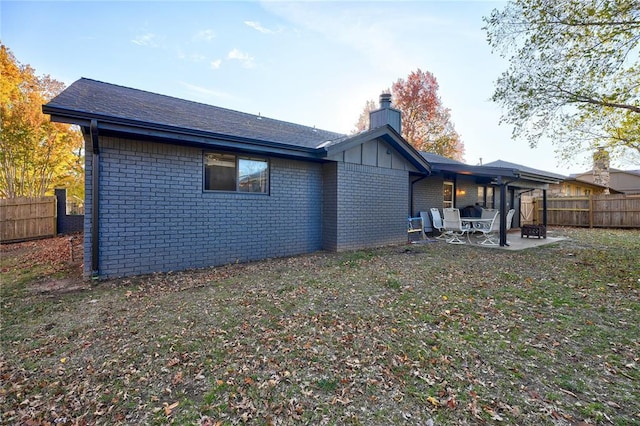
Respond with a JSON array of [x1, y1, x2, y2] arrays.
[[427, 396, 439, 407], [163, 401, 179, 416]]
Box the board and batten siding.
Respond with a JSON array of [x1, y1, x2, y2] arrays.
[[327, 138, 418, 172]]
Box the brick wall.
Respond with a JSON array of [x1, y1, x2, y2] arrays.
[[412, 175, 444, 215], [321, 162, 338, 251], [454, 175, 479, 209], [332, 162, 408, 251], [86, 136, 322, 278]]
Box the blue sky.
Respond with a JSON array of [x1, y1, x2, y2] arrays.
[[2, 0, 591, 175]]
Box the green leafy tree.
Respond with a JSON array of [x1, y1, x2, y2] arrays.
[[0, 44, 83, 198], [484, 0, 640, 164], [354, 69, 465, 161]]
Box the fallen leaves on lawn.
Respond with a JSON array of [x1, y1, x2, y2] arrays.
[[1, 228, 638, 424], [163, 401, 179, 416]]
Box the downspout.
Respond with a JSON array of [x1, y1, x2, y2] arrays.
[[90, 119, 100, 279]]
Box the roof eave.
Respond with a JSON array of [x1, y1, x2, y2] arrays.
[[430, 163, 563, 185], [431, 163, 520, 179], [43, 105, 325, 160], [517, 172, 562, 185]]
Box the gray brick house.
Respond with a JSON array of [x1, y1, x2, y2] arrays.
[[44, 79, 563, 278], [44, 79, 432, 278]]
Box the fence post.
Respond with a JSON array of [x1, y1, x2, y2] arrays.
[[589, 194, 593, 228], [542, 189, 548, 226], [55, 188, 66, 235]]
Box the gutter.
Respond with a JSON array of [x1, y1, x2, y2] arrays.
[[90, 119, 100, 279], [43, 105, 324, 160]]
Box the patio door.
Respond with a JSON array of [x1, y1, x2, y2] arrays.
[[444, 182, 454, 208]]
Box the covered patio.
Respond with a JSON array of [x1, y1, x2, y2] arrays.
[[417, 156, 565, 247]]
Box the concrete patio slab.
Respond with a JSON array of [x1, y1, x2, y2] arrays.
[[485, 234, 566, 251], [416, 229, 566, 250]]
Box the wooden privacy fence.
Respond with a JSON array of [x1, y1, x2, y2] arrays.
[[0, 197, 57, 242], [533, 194, 640, 228]]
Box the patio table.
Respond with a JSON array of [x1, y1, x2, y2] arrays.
[[461, 217, 492, 231], [457, 217, 493, 243]]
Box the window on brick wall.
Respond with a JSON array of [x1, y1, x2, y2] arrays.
[[204, 152, 269, 193], [477, 186, 494, 207]]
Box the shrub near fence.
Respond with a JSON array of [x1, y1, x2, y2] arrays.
[[0, 197, 57, 242], [534, 194, 640, 228]]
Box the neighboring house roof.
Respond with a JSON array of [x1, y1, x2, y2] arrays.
[[571, 168, 640, 178], [43, 78, 431, 173], [570, 168, 640, 193], [559, 178, 623, 194]]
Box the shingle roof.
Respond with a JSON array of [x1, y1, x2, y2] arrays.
[[572, 168, 640, 177], [419, 152, 466, 165], [483, 159, 566, 180], [417, 155, 563, 184], [44, 78, 346, 149]]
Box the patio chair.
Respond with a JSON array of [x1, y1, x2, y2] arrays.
[[419, 211, 438, 241], [442, 207, 471, 244], [506, 208, 515, 231], [481, 208, 498, 220], [504, 208, 516, 244], [407, 216, 425, 241], [478, 211, 500, 245], [475, 208, 498, 233], [430, 208, 449, 240]]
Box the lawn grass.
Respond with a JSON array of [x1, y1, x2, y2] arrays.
[[1, 227, 639, 425]]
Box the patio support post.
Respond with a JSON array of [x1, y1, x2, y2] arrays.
[[499, 177, 508, 246]]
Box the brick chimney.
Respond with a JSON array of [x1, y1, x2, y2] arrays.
[[593, 147, 610, 194], [369, 93, 401, 134]]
